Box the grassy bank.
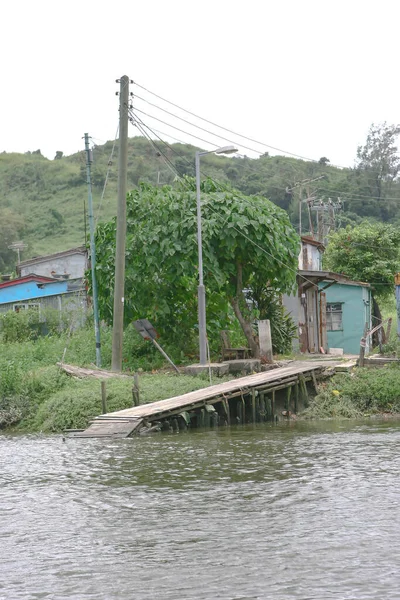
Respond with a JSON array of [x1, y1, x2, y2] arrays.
[[0, 324, 231, 433], [303, 366, 400, 419]]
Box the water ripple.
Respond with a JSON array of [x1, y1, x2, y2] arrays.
[[0, 420, 399, 599]]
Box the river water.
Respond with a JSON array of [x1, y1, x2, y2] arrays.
[[1, 420, 399, 599]]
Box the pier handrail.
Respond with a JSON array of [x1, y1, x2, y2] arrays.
[[359, 317, 392, 367]]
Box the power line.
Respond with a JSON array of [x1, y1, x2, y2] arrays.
[[132, 80, 400, 185], [133, 81, 316, 162], [95, 124, 119, 226], [128, 116, 398, 290], [134, 92, 268, 157], [131, 106, 400, 205], [128, 115, 323, 289], [129, 111, 181, 179], [132, 106, 222, 149]]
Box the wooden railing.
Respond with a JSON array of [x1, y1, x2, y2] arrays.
[[359, 318, 392, 367]]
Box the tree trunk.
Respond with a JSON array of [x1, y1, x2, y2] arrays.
[[229, 261, 260, 358], [372, 295, 384, 346], [229, 297, 260, 358]]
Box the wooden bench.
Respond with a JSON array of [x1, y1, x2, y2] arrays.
[[220, 330, 251, 361]]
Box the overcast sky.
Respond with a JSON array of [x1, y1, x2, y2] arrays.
[[2, 0, 399, 167]]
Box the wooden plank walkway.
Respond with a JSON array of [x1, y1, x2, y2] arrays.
[[69, 362, 332, 438]]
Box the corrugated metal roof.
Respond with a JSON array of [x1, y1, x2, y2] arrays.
[[17, 246, 87, 271], [0, 274, 56, 289]]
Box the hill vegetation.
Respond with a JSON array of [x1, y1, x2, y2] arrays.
[[1, 122, 400, 271]]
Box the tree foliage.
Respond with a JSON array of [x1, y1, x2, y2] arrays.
[[323, 222, 400, 299], [356, 122, 400, 221], [0, 209, 26, 272], [94, 179, 300, 356]]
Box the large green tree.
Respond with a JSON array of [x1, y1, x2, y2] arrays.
[[324, 222, 400, 299], [94, 179, 300, 357], [356, 122, 400, 221], [324, 222, 400, 336]]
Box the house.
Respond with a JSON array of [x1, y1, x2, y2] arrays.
[[283, 236, 372, 355], [17, 247, 87, 280], [321, 279, 371, 355], [0, 274, 86, 318]]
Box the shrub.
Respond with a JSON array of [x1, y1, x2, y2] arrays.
[[303, 366, 400, 419]]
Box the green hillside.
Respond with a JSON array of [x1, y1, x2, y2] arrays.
[[1, 129, 399, 272]]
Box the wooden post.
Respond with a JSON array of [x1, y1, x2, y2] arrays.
[[132, 372, 140, 406], [259, 393, 265, 421], [359, 322, 368, 367], [222, 398, 230, 426], [385, 317, 392, 345], [311, 370, 318, 394], [258, 319, 273, 362], [271, 389, 275, 419], [299, 373, 308, 406], [101, 381, 107, 414], [251, 389, 256, 424], [295, 382, 299, 414], [286, 386, 292, 411], [265, 394, 271, 420]]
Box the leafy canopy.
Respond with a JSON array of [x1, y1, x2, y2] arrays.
[[94, 179, 300, 344], [323, 222, 400, 299]]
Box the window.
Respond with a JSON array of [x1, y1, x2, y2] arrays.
[[13, 303, 40, 313], [326, 303, 343, 331]]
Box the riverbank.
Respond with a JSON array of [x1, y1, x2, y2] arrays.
[[303, 365, 400, 419], [0, 325, 232, 432], [1, 325, 400, 433]]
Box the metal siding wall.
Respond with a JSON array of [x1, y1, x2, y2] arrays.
[[323, 283, 368, 354]]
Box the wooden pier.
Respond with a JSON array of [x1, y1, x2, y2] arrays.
[[69, 362, 330, 439]]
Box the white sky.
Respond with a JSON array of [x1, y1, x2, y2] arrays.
[[2, 0, 399, 167]]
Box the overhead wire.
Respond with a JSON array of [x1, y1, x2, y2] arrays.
[[130, 104, 400, 204], [130, 113, 398, 288], [94, 124, 119, 226], [132, 80, 400, 196], [129, 112, 322, 290], [133, 81, 316, 162], [132, 106, 222, 149]]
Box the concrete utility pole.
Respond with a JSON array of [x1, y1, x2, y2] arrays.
[[84, 133, 102, 367], [111, 76, 130, 371]]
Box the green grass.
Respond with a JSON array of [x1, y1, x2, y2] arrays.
[[303, 365, 400, 419], [0, 322, 233, 432]]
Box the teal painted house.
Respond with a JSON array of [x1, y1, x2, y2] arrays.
[[283, 235, 372, 355], [322, 281, 372, 355]]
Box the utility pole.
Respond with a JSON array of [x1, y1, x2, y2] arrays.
[[298, 184, 303, 236], [84, 133, 102, 367], [111, 76, 130, 371], [290, 175, 325, 237]]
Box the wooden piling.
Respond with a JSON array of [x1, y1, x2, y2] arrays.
[[299, 373, 308, 406], [271, 389, 275, 420], [311, 370, 318, 394], [286, 385, 292, 411], [265, 394, 271, 420], [251, 389, 256, 424], [101, 381, 107, 414], [222, 398, 231, 425], [294, 382, 299, 413], [241, 396, 246, 424], [132, 372, 140, 406]]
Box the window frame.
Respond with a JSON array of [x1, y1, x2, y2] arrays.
[[326, 302, 344, 332]]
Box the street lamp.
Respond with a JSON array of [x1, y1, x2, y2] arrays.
[[195, 145, 238, 365]]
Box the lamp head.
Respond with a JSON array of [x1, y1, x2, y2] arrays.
[[214, 145, 238, 155]]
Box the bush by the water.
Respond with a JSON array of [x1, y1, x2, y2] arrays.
[[303, 366, 400, 419], [0, 319, 233, 432]]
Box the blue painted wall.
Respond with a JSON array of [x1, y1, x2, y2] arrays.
[[320, 282, 371, 354], [0, 280, 69, 305]]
